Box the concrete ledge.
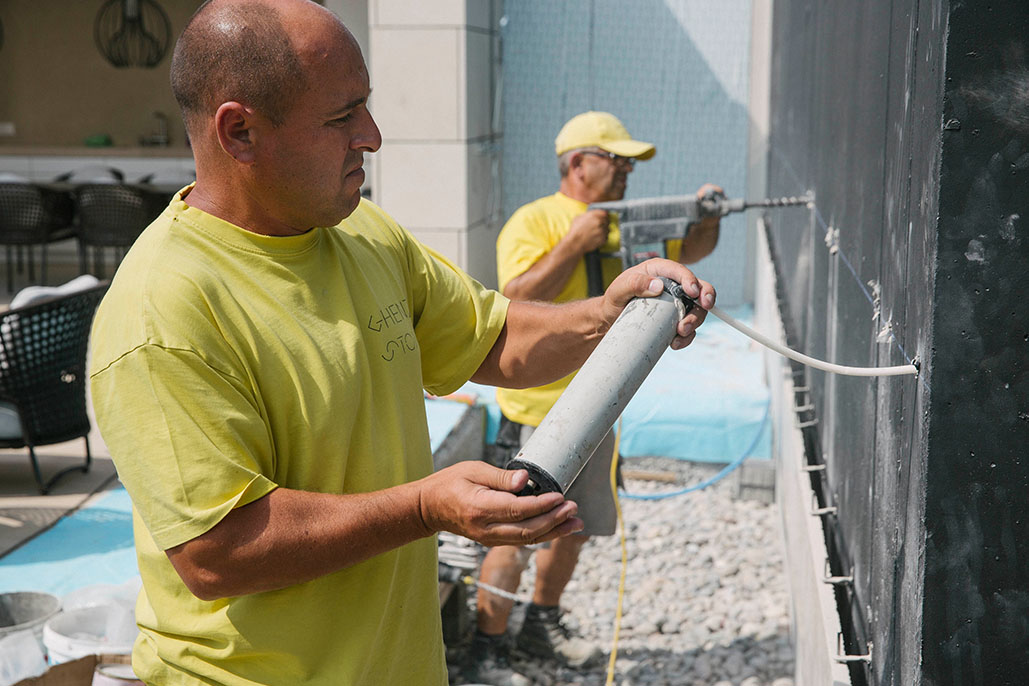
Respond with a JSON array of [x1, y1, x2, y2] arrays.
[[432, 403, 486, 471], [757, 220, 850, 686]]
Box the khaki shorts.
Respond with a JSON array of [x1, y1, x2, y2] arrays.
[[516, 423, 620, 537]]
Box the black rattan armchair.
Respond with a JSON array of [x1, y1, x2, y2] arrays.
[[0, 282, 109, 494], [0, 183, 77, 293], [74, 184, 168, 279]]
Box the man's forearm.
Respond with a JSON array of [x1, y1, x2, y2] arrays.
[[502, 233, 588, 301], [166, 484, 430, 600], [471, 298, 608, 388], [165, 461, 582, 601], [680, 218, 719, 264]]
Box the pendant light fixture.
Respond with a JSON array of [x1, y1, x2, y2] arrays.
[[94, 0, 171, 68]]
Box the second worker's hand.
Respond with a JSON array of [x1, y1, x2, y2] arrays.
[[416, 461, 584, 546], [569, 209, 611, 254], [600, 257, 716, 350], [696, 182, 725, 201]]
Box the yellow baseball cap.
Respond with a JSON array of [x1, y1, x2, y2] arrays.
[[554, 111, 656, 160]]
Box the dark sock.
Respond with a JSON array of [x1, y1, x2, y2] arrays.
[[473, 629, 506, 644]]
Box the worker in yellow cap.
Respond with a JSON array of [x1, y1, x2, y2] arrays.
[[465, 111, 722, 685]]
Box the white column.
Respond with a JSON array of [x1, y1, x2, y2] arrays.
[[745, 0, 773, 304], [368, 0, 503, 289]]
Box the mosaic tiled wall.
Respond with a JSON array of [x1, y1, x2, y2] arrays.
[[500, 0, 753, 305]]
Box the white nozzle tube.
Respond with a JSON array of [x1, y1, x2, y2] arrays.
[[507, 283, 690, 495], [708, 305, 918, 376]]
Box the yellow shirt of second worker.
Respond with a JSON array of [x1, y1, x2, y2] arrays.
[[495, 192, 682, 426]]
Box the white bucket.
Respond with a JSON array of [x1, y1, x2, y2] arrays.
[[0, 591, 61, 641], [42, 606, 137, 665], [92, 662, 144, 686]]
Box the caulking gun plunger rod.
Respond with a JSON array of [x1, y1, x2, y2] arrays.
[[505, 275, 918, 497]]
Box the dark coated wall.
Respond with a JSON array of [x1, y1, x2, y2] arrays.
[[765, 1, 1029, 684]]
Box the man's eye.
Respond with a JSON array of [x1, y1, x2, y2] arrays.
[[333, 114, 354, 125]]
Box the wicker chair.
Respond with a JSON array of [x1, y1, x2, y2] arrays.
[[0, 282, 109, 494], [74, 184, 169, 279], [0, 183, 77, 293]]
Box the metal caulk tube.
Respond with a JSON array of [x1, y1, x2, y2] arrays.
[[506, 277, 694, 495]]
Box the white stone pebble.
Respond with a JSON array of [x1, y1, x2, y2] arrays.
[[470, 457, 796, 686]]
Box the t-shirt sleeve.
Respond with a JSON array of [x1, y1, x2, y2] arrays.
[[400, 235, 509, 396], [90, 344, 277, 551], [496, 206, 554, 293]]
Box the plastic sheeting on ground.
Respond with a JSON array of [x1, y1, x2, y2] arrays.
[[619, 305, 770, 462]]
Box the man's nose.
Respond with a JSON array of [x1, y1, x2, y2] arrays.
[[354, 108, 382, 153]]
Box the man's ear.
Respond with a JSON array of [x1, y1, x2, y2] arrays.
[[568, 151, 588, 179], [213, 102, 257, 163]]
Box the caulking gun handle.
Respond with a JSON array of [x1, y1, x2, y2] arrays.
[[657, 277, 697, 317]]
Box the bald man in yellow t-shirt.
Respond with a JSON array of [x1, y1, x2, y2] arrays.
[[466, 112, 722, 685]]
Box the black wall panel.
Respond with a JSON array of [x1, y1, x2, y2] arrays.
[[767, 1, 1029, 684], [923, 1, 1029, 683]]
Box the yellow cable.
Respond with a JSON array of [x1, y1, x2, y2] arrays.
[[605, 418, 628, 686]]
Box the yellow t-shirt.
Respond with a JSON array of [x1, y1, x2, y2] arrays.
[[89, 189, 509, 686], [495, 192, 681, 426]]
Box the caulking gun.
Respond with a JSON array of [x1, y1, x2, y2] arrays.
[[506, 277, 695, 496], [584, 189, 812, 296]]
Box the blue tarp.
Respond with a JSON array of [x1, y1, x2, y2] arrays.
[[619, 305, 770, 462], [0, 489, 137, 596]]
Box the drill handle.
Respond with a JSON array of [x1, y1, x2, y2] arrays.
[[585, 250, 605, 297]]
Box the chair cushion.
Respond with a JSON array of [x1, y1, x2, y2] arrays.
[[0, 402, 21, 440], [9, 275, 100, 310]]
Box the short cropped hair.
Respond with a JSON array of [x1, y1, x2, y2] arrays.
[[558, 150, 577, 177], [558, 147, 606, 177], [170, 0, 306, 133]]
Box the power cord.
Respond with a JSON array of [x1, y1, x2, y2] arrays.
[[605, 419, 628, 686]]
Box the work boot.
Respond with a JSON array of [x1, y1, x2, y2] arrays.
[[463, 630, 533, 686], [515, 603, 602, 669]]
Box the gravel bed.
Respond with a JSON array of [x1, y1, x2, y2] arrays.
[[454, 457, 795, 686]]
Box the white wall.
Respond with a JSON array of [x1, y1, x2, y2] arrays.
[[366, 0, 504, 289], [323, 0, 370, 64]]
